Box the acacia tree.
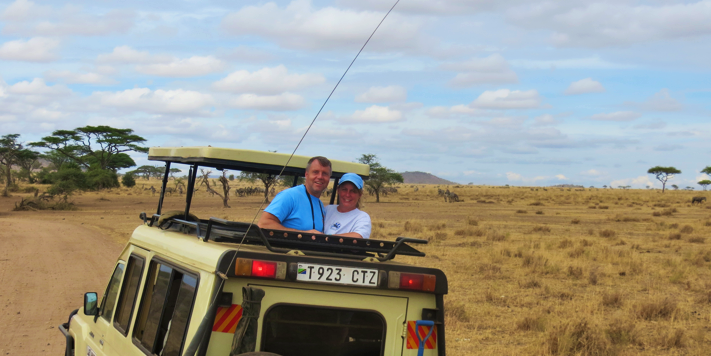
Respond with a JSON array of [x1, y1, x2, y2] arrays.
[[357, 154, 403, 203], [199, 169, 231, 208], [30, 125, 148, 171], [699, 180, 711, 191], [0, 134, 22, 196], [647, 166, 681, 193]]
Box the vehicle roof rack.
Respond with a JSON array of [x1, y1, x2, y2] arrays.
[[152, 215, 426, 262], [148, 146, 369, 179]]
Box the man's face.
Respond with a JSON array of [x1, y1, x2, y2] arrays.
[[305, 160, 332, 196]]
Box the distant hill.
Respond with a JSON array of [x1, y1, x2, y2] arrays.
[[400, 171, 458, 185]]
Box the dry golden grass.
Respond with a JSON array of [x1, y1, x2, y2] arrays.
[[5, 181, 711, 355]]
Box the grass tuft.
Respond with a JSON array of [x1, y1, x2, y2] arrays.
[[601, 291, 624, 308], [404, 221, 423, 233], [571, 218, 580, 224], [516, 315, 546, 332], [636, 298, 677, 320], [599, 229, 616, 238], [544, 319, 613, 356], [680, 225, 694, 234]]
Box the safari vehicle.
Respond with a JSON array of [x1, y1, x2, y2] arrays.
[[59, 147, 447, 356]]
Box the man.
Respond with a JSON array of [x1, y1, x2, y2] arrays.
[[258, 156, 331, 233]]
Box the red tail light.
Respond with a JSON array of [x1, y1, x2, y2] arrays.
[[252, 260, 277, 278], [235, 258, 285, 279], [400, 273, 424, 290], [388, 271, 436, 292]]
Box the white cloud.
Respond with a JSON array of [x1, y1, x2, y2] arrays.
[[229, 93, 305, 111], [1, 0, 50, 21], [610, 175, 657, 189], [221, 0, 421, 51], [442, 54, 518, 87], [590, 111, 641, 122], [349, 105, 402, 123], [1, 2, 134, 37], [555, 174, 567, 180], [642, 89, 683, 111], [581, 169, 604, 177], [508, 1, 711, 47], [213, 65, 324, 95], [355, 85, 407, 103], [471, 89, 541, 110], [97, 46, 170, 64], [93, 88, 215, 115], [506, 172, 548, 183], [136, 56, 226, 77], [44, 70, 115, 85], [564, 78, 605, 95], [0, 37, 59, 62], [533, 114, 560, 126], [9, 78, 70, 96]]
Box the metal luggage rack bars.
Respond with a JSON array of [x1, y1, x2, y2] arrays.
[[147, 214, 427, 261]]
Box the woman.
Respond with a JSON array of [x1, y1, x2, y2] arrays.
[[323, 173, 371, 239]]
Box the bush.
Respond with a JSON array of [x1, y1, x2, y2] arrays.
[[122, 173, 136, 188], [86, 169, 119, 190], [47, 164, 87, 195], [599, 229, 616, 238]]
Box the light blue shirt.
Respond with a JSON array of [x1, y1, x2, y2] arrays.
[[264, 185, 325, 232]]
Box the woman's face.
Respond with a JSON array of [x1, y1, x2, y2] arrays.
[[338, 182, 361, 212]]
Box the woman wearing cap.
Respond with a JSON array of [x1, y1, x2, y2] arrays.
[[323, 173, 372, 239]]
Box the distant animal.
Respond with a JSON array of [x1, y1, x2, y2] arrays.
[[691, 196, 707, 205]]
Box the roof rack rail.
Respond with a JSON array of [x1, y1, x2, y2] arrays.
[[151, 214, 427, 262]]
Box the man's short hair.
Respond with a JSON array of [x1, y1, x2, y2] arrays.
[[307, 156, 331, 171]]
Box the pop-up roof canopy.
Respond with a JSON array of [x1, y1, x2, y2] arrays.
[[148, 146, 369, 179]]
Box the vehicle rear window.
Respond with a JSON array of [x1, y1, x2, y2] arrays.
[[114, 255, 145, 335], [262, 305, 385, 356], [133, 260, 198, 356]]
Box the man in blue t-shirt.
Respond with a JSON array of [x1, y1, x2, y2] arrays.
[[258, 156, 332, 233]]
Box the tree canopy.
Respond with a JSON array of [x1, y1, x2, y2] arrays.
[[357, 154, 403, 203], [239, 172, 276, 203], [30, 125, 148, 171], [647, 166, 681, 193], [0, 134, 40, 195], [698, 180, 711, 191]]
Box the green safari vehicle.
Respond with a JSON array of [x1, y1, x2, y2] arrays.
[[59, 147, 448, 356]]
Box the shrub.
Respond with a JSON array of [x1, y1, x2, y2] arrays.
[[668, 233, 682, 240], [529, 201, 544, 206], [558, 239, 573, 249], [545, 319, 612, 356], [404, 221, 423, 233], [444, 300, 469, 323], [599, 229, 616, 238], [569, 247, 585, 258], [636, 298, 677, 320], [516, 315, 546, 332], [86, 169, 120, 190], [652, 211, 662, 217], [601, 291, 623, 308], [121, 173, 136, 188], [688, 237, 706, 244], [535, 210, 544, 215], [567, 266, 583, 279], [571, 218, 580, 224], [466, 217, 478, 226], [532, 225, 551, 233], [486, 231, 506, 241], [521, 279, 541, 288], [605, 321, 638, 346], [680, 225, 694, 234], [516, 209, 527, 214], [660, 329, 685, 349], [599, 205, 609, 209]]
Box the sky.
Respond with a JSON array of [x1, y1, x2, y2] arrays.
[[0, 0, 710, 188]]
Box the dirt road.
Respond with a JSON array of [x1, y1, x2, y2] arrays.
[[0, 217, 123, 355]]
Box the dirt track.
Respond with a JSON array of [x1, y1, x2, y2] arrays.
[[0, 216, 123, 355]]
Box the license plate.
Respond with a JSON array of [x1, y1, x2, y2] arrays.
[[297, 263, 378, 287]]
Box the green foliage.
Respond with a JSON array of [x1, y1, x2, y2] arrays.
[[86, 169, 119, 190], [29, 125, 148, 171], [698, 180, 711, 191], [702, 166, 711, 175], [47, 163, 87, 195], [122, 173, 136, 188], [647, 166, 681, 192], [357, 153, 403, 203], [228, 174, 235, 181], [0, 134, 40, 196], [278, 175, 304, 187], [129, 165, 164, 180], [239, 172, 277, 203]]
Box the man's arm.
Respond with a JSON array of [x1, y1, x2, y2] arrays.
[[258, 212, 320, 234], [333, 232, 363, 238]]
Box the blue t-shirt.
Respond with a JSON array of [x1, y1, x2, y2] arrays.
[[264, 185, 325, 232]]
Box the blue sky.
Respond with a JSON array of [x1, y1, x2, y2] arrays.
[[1, 0, 710, 188]]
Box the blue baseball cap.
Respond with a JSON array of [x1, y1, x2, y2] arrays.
[[339, 173, 363, 189]]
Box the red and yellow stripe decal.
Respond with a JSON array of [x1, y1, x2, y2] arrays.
[[406, 321, 437, 349], [212, 304, 243, 333]]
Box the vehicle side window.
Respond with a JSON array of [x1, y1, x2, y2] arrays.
[[114, 255, 146, 335], [133, 260, 198, 356], [99, 262, 126, 322]]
